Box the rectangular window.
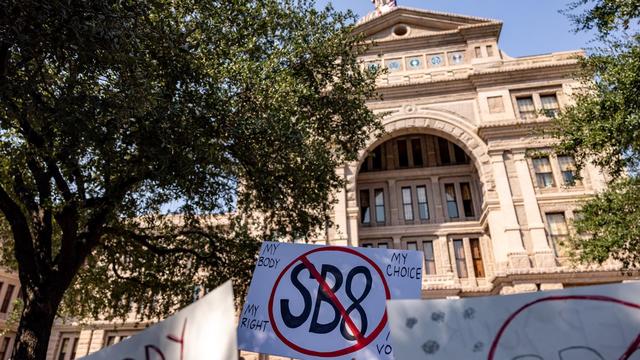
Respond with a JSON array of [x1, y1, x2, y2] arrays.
[[0, 285, 14, 313], [377, 242, 389, 249], [402, 187, 414, 221], [397, 139, 409, 167], [517, 96, 536, 119], [57, 337, 69, 360], [438, 138, 451, 165], [533, 157, 555, 188], [460, 183, 475, 217], [445, 184, 459, 219], [416, 186, 429, 220], [375, 189, 385, 224], [360, 189, 371, 224], [70, 337, 79, 360], [105, 336, 116, 347], [361, 243, 374, 248], [453, 240, 468, 278], [372, 145, 383, 171], [474, 46, 482, 58], [470, 238, 485, 278], [407, 242, 418, 252], [546, 212, 569, 253], [486, 45, 494, 57], [558, 155, 577, 186], [453, 144, 467, 164], [411, 138, 424, 167], [541, 94, 560, 117], [423, 241, 436, 275], [0, 337, 11, 360]]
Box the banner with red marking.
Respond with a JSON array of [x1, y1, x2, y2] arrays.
[[387, 282, 640, 360], [237, 242, 423, 360], [79, 281, 237, 360]]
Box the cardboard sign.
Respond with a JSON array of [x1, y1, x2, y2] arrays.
[[237, 242, 423, 360], [79, 281, 237, 360], [387, 283, 640, 360]]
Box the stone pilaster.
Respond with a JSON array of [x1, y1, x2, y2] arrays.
[[513, 150, 556, 268]]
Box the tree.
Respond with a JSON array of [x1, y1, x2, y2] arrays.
[[554, 0, 640, 267], [0, 1, 381, 358]]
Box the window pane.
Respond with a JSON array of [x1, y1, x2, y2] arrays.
[[402, 187, 414, 221], [411, 138, 424, 167], [0, 284, 14, 313], [378, 243, 389, 249], [453, 144, 467, 164], [470, 239, 485, 278], [397, 140, 409, 167], [486, 45, 494, 57], [533, 157, 552, 172], [416, 186, 429, 220], [375, 189, 385, 223], [475, 46, 482, 58], [423, 241, 436, 275], [445, 184, 459, 218], [460, 183, 474, 217], [533, 157, 555, 188], [541, 94, 559, 116], [407, 242, 418, 251], [546, 212, 569, 255], [360, 189, 370, 224], [453, 240, 468, 278], [438, 138, 451, 165], [70, 337, 79, 360], [558, 156, 577, 186], [362, 243, 373, 248], [517, 97, 536, 119], [58, 338, 69, 360], [372, 145, 383, 170]]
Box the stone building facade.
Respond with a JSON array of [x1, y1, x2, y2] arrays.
[[0, 5, 637, 360]]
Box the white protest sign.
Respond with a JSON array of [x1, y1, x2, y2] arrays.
[[80, 281, 237, 360], [387, 282, 640, 360], [237, 242, 423, 360]]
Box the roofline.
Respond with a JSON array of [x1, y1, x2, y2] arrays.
[[355, 6, 501, 30]]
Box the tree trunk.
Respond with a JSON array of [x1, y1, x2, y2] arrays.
[[12, 287, 62, 360]]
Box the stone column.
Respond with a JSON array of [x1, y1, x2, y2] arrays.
[[388, 179, 399, 226], [76, 329, 95, 357], [438, 235, 453, 274], [489, 151, 529, 269], [430, 176, 445, 223], [331, 166, 349, 246], [513, 150, 556, 268]]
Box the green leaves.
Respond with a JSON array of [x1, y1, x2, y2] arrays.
[[0, 0, 381, 323]]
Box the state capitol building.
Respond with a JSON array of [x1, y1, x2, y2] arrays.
[[1, 4, 638, 360]]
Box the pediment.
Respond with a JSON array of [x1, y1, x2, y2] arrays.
[[356, 7, 500, 42]]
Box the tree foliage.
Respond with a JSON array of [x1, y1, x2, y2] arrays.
[[0, 0, 381, 358], [555, 0, 640, 268]]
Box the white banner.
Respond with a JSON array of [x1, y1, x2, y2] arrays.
[[387, 283, 640, 360], [237, 242, 423, 360], [80, 281, 237, 360]]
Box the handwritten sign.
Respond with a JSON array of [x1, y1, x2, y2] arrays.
[[387, 282, 640, 360], [79, 281, 237, 360], [237, 242, 423, 360]]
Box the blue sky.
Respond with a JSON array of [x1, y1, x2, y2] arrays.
[[314, 0, 595, 57]]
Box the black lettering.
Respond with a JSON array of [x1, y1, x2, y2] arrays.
[[341, 266, 371, 341], [310, 265, 343, 334], [280, 263, 312, 328]]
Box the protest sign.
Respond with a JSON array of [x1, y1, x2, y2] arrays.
[[387, 282, 640, 360], [79, 281, 237, 360], [237, 242, 423, 360]]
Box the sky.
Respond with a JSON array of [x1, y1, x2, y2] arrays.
[[314, 0, 596, 58]]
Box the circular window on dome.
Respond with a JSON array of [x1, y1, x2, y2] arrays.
[[393, 24, 409, 37]]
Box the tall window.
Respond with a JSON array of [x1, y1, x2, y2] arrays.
[[362, 241, 389, 249], [486, 45, 494, 57], [416, 186, 430, 220], [0, 285, 14, 313], [474, 46, 482, 58], [470, 238, 485, 278], [546, 212, 569, 254], [558, 155, 577, 186], [360, 189, 370, 225], [541, 94, 560, 117], [0, 337, 11, 360], [533, 157, 555, 188], [407, 241, 436, 275], [70, 337, 79, 360], [423, 241, 436, 275], [374, 189, 385, 224], [411, 138, 424, 167], [397, 139, 409, 167], [402, 187, 414, 221], [445, 184, 459, 219], [453, 240, 468, 278], [460, 183, 475, 217], [437, 138, 451, 165], [57, 338, 69, 360], [517, 96, 536, 119]]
